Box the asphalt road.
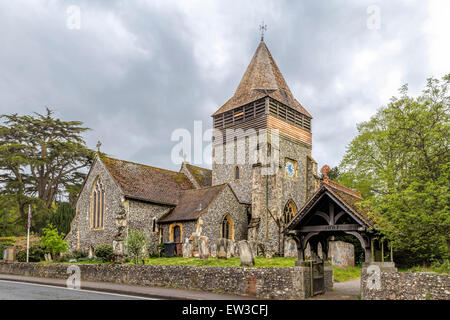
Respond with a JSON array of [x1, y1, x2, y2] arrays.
[[0, 280, 154, 300]]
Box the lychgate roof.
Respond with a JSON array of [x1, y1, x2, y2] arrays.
[[285, 179, 375, 232], [213, 41, 311, 118]]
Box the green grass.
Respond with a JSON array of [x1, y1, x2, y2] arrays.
[[332, 265, 362, 282], [141, 256, 298, 268], [398, 263, 449, 275]]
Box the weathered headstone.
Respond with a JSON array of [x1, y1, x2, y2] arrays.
[[233, 244, 240, 257], [284, 237, 298, 258], [216, 238, 227, 259], [248, 240, 258, 258], [182, 238, 193, 258], [210, 243, 217, 258], [198, 236, 209, 259], [226, 240, 235, 258], [238, 240, 254, 266]]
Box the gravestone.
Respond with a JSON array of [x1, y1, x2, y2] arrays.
[[210, 243, 217, 258], [330, 241, 355, 267], [216, 238, 227, 259], [238, 240, 254, 266], [248, 240, 258, 258], [198, 236, 209, 259], [183, 238, 193, 258], [226, 240, 235, 258], [284, 237, 298, 258]]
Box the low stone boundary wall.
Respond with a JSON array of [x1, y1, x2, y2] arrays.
[[361, 264, 450, 300], [0, 262, 314, 299]]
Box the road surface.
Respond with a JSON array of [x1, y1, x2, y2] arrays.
[[0, 280, 152, 300]]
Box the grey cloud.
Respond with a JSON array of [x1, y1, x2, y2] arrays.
[[0, 0, 443, 172]]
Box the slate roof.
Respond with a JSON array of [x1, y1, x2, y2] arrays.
[[158, 184, 227, 223], [285, 179, 375, 232], [184, 163, 212, 187], [213, 41, 311, 118], [100, 156, 194, 206]]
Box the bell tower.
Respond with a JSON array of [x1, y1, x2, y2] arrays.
[[211, 39, 319, 255]]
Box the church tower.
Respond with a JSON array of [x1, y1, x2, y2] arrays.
[[211, 39, 319, 255]]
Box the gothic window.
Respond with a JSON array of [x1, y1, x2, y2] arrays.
[[234, 166, 240, 180], [152, 217, 157, 233], [221, 215, 234, 240], [91, 178, 105, 229], [283, 200, 297, 225]]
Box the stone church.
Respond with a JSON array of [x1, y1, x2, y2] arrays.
[[66, 39, 326, 258]]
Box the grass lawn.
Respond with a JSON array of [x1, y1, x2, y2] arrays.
[[332, 265, 361, 282], [142, 256, 298, 268]]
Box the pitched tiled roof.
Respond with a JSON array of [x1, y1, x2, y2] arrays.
[[213, 41, 311, 118], [100, 156, 194, 205], [285, 180, 375, 231], [184, 164, 212, 187], [158, 184, 227, 223]]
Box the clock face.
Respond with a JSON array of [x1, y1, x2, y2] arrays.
[[285, 161, 295, 178]]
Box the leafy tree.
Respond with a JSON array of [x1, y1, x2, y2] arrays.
[[125, 229, 148, 264], [0, 108, 95, 226], [40, 224, 69, 259], [339, 74, 450, 266], [50, 202, 76, 236]]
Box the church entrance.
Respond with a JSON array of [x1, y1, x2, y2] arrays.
[[284, 179, 392, 297]]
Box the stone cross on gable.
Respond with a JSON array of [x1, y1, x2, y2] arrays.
[[96, 140, 102, 153]]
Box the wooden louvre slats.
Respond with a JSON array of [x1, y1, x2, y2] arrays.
[[268, 98, 311, 132]]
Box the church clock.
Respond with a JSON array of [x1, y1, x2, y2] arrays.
[[285, 159, 297, 178]]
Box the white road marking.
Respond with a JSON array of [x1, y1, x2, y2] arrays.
[[0, 279, 158, 300]]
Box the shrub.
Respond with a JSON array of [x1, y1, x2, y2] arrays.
[[94, 244, 114, 262], [15, 245, 45, 262], [40, 224, 69, 259], [125, 229, 147, 264], [70, 249, 88, 260]]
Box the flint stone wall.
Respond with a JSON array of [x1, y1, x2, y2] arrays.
[[361, 264, 450, 300], [0, 262, 312, 300]]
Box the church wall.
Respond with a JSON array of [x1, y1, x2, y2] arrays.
[[126, 200, 172, 255], [66, 158, 124, 252], [200, 185, 247, 242]]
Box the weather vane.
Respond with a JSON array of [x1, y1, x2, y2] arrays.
[[259, 21, 267, 41]]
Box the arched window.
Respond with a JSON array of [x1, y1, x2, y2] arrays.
[[234, 166, 240, 180], [283, 200, 297, 225], [152, 217, 157, 233], [221, 215, 234, 240], [91, 178, 105, 229]]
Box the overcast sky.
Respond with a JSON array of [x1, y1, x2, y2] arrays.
[[1, 0, 449, 171]]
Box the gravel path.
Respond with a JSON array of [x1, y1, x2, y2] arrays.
[[310, 278, 361, 300]]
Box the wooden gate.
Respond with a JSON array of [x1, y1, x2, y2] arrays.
[[310, 261, 325, 296]]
